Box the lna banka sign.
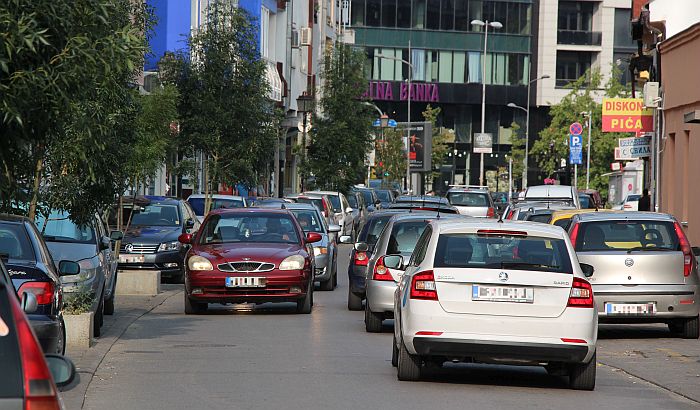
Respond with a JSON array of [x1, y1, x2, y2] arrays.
[[602, 98, 653, 132], [362, 81, 440, 103]]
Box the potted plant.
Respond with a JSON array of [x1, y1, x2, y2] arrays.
[[63, 286, 95, 349]]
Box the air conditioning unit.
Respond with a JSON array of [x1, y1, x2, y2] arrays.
[[300, 27, 312, 46], [291, 29, 300, 48]]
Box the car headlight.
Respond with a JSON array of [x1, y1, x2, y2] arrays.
[[279, 255, 305, 270], [187, 255, 213, 271], [313, 247, 327, 256], [158, 241, 182, 252], [62, 259, 98, 284]]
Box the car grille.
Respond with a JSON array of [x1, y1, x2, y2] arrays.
[[120, 243, 159, 254], [218, 262, 275, 273]]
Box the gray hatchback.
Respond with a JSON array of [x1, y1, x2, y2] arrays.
[[569, 212, 699, 338]]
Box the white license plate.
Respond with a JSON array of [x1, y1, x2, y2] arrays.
[[605, 302, 656, 315], [119, 254, 145, 264], [225, 277, 267, 288], [472, 285, 534, 303]]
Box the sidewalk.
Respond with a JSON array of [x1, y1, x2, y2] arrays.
[[59, 286, 182, 410]]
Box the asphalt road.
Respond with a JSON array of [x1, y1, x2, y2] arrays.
[[77, 244, 699, 410]]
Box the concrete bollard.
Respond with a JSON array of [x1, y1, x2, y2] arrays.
[[64, 312, 94, 349], [115, 270, 161, 296]]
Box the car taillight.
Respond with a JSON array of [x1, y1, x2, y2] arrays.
[[674, 222, 693, 277], [372, 256, 393, 281], [9, 290, 60, 410], [569, 222, 580, 248], [18, 282, 54, 305], [487, 207, 495, 218], [410, 270, 438, 301], [623, 204, 632, 209], [354, 251, 369, 266], [567, 277, 593, 308], [506, 210, 515, 220]]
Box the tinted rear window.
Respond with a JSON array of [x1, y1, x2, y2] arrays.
[[0, 223, 35, 263], [434, 233, 573, 273], [447, 192, 490, 207], [361, 215, 394, 246], [553, 218, 572, 230], [525, 213, 553, 224], [387, 221, 430, 254], [360, 191, 374, 205], [297, 198, 324, 212], [576, 220, 678, 252]]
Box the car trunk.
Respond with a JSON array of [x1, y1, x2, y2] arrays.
[[454, 206, 489, 217], [433, 268, 572, 318], [578, 251, 685, 285]]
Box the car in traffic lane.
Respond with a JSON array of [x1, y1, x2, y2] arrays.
[[180, 208, 321, 314], [391, 219, 598, 390], [446, 185, 496, 217], [186, 194, 248, 222]]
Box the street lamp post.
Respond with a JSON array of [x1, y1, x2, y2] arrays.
[[471, 19, 502, 187], [296, 92, 313, 192]]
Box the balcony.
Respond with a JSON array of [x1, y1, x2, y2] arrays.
[[557, 30, 602, 46]]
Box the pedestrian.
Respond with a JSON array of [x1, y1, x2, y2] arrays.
[[638, 188, 651, 211]]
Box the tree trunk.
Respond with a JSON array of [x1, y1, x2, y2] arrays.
[[28, 153, 44, 221]]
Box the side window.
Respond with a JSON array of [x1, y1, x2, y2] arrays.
[[27, 223, 57, 271], [409, 226, 432, 266]]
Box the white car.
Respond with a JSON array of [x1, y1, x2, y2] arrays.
[[524, 185, 581, 209], [303, 191, 355, 238], [390, 219, 598, 390]]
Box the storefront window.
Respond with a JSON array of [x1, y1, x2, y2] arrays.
[[441, 0, 454, 30]]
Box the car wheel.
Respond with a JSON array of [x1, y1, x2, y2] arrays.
[[668, 321, 683, 334], [397, 338, 422, 381], [104, 294, 115, 316], [58, 317, 66, 355], [568, 351, 596, 391], [682, 316, 699, 339], [184, 293, 207, 315], [391, 333, 399, 367], [348, 288, 363, 311], [332, 258, 338, 289], [296, 287, 313, 314], [93, 296, 104, 338], [320, 276, 334, 291], [365, 302, 383, 333]]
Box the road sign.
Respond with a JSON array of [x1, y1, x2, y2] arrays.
[[569, 122, 583, 136], [616, 135, 651, 160], [372, 118, 398, 127], [473, 133, 493, 154], [569, 134, 583, 165]]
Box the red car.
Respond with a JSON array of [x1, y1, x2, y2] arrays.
[[179, 208, 321, 314]]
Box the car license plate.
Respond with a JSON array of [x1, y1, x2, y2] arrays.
[[225, 277, 267, 288], [119, 254, 145, 264], [472, 285, 534, 303], [605, 302, 656, 315]]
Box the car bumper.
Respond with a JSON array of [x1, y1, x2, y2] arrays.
[[118, 250, 183, 276], [348, 264, 367, 295], [28, 315, 63, 354], [186, 270, 310, 304], [61, 276, 104, 311], [366, 279, 397, 313], [594, 284, 700, 322], [314, 254, 330, 281]]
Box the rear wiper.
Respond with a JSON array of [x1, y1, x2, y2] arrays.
[[626, 247, 675, 254], [500, 262, 559, 270]]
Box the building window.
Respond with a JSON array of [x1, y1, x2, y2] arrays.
[[469, 0, 483, 31], [413, 0, 426, 28], [613, 52, 632, 85], [382, 0, 397, 27], [366, 0, 380, 26], [427, 0, 440, 29], [468, 51, 481, 83], [351, 0, 365, 26], [556, 51, 592, 86], [412, 49, 426, 81], [558, 1, 593, 32], [453, 51, 466, 83], [519, 3, 531, 35], [441, 0, 454, 30], [614, 8, 635, 48], [397, 0, 411, 27], [454, 0, 469, 31], [439, 51, 452, 82], [260, 7, 270, 59]]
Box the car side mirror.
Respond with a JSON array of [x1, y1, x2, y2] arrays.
[[345, 207, 353, 214], [383, 255, 404, 270], [178, 233, 192, 244], [693, 247, 700, 257], [355, 242, 369, 252], [99, 236, 111, 251], [328, 224, 341, 233], [375, 199, 382, 205], [338, 235, 353, 244], [580, 263, 595, 278], [44, 354, 76, 387], [306, 232, 322, 243], [109, 230, 124, 241], [185, 219, 195, 229], [58, 260, 80, 276], [21, 291, 38, 314]]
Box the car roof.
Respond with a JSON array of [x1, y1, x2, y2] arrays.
[[208, 208, 291, 216], [304, 191, 340, 196], [432, 219, 567, 239], [525, 185, 575, 199], [283, 203, 318, 211], [396, 195, 448, 203], [142, 196, 181, 205], [550, 209, 614, 221], [574, 211, 674, 222], [0, 214, 30, 223], [512, 201, 576, 211], [187, 194, 245, 200]]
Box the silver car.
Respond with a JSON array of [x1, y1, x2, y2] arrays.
[[446, 186, 496, 218], [569, 212, 699, 338], [285, 203, 341, 291]]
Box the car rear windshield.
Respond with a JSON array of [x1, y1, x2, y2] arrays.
[[434, 233, 573, 273], [447, 192, 490, 207], [361, 215, 394, 246], [290, 210, 324, 233], [575, 220, 679, 252], [188, 198, 244, 216], [579, 195, 592, 209], [553, 218, 572, 231], [375, 190, 392, 202], [387, 221, 430, 254], [131, 204, 181, 226], [35, 210, 95, 244], [199, 214, 300, 245], [0, 223, 36, 263], [525, 213, 553, 224], [626, 195, 641, 202]]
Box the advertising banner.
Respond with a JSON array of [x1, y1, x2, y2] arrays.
[[398, 122, 433, 172], [602, 98, 653, 132], [473, 133, 493, 154]]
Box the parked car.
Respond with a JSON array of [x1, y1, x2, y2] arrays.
[[346, 191, 368, 237], [117, 196, 200, 283], [180, 208, 320, 314], [342, 210, 407, 311], [373, 188, 396, 208], [0, 214, 77, 354], [0, 260, 77, 409], [303, 191, 355, 238], [35, 210, 122, 337], [568, 212, 699, 338], [353, 186, 381, 213], [285, 203, 341, 291], [446, 185, 496, 217], [391, 219, 598, 389], [186, 194, 248, 222], [524, 185, 581, 208]]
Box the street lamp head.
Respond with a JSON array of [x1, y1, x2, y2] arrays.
[[296, 92, 313, 113], [471, 19, 485, 26], [540, 74, 551, 80], [489, 21, 503, 29], [380, 114, 389, 128], [507, 103, 517, 108]]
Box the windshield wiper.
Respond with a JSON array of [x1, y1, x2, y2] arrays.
[[626, 246, 675, 254], [500, 261, 559, 270]]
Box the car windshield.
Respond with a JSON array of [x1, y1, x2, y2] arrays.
[[35, 210, 95, 244], [387, 221, 430, 254], [434, 233, 573, 273], [375, 190, 392, 202], [360, 190, 374, 205], [447, 192, 490, 207], [626, 195, 641, 202], [290, 210, 324, 233], [188, 198, 244, 216], [327, 196, 341, 212], [579, 195, 592, 209], [575, 220, 679, 252], [296, 198, 324, 213], [199, 214, 300, 245], [0, 223, 36, 262], [362, 215, 394, 246], [130, 204, 180, 226], [347, 195, 358, 208]]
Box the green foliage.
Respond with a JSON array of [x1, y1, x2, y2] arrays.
[[422, 105, 454, 179], [63, 286, 95, 315], [530, 68, 631, 197], [509, 121, 525, 187], [376, 128, 407, 185], [305, 44, 374, 194]]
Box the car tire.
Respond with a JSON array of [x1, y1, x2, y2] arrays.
[[347, 288, 363, 311], [184, 293, 207, 315], [58, 317, 66, 355], [93, 295, 104, 338], [296, 287, 313, 314], [103, 294, 115, 316], [391, 333, 399, 367], [682, 316, 699, 339], [365, 303, 383, 333], [569, 352, 596, 391], [332, 258, 338, 289], [668, 321, 683, 334], [397, 338, 422, 381], [320, 276, 334, 291]]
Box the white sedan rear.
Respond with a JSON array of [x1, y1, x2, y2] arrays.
[[391, 219, 598, 390]]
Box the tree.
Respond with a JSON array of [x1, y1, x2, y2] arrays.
[[508, 121, 525, 189], [162, 2, 276, 212], [530, 68, 631, 197], [422, 105, 454, 180], [305, 44, 374, 193], [375, 127, 406, 185]]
